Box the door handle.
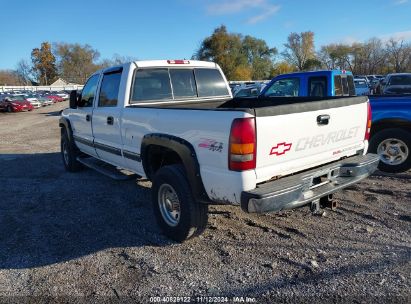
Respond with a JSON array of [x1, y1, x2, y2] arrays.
[[86, 114, 91, 122], [107, 116, 114, 125], [317, 114, 330, 125]]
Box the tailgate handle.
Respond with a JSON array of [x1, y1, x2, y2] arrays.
[[317, 114, 330, 125]]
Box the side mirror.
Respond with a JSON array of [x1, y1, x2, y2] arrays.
[[69, 90, 80, 109]]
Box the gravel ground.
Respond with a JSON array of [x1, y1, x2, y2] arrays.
[[0, 103, 410, 303]]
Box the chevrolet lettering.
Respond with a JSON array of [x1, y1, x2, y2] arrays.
[[296, 127, 360, 151]]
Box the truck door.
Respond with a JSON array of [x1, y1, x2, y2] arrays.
[[70, 74, 99, 157], [91, 68, 125, 168]]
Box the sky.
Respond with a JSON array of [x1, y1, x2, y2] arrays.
[[1, 0, 411, 70]]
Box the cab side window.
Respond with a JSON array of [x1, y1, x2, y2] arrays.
[[264, 78, 300, 97], [308, 76, 327, 97], [80, 74, 99, 107], [98, 70, 122, 107]]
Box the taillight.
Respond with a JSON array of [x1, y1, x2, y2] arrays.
[[365, 102, 372, 140], [229, 118, 256, 171]]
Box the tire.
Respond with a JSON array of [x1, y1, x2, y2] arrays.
[[61, 128, 83, 172], [6, 106, 12, 113], [369, 128, 411, 173], [151, 165, 208, 242]]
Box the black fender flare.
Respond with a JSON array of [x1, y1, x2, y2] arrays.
[[141, 133, 210, 204], [59, 117, 74, 141]]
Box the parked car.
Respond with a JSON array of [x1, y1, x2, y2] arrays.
[[54, 92, 69, 100], [260, 70, 356, 97], [234, 86, 260, 98], [368, 95, 411, 173], [33, 94, 53, 106], [233, 83, 265, 98], [366, 74, 384, 81], [24, 94, 42, 108], [0, 94, 34, 112], [60, 60, 378, 241], [369, 78, 381, 94], [46, 94, 64, 102], [354, 78, 370, 96], [382, 73, 411, 95]]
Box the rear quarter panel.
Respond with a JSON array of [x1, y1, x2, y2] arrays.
[[369, 96, 411, 123], [121, 108, 257, 205]]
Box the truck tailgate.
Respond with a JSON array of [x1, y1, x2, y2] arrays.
[[254, 98, 368, 182]]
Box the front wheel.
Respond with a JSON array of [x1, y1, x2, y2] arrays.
[[151, 165, 208, 242], [6, 106, 12, 113], [61, 128, 83, 172], [369, 128, 411, 173]]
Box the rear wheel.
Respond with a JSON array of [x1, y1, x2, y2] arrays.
[[152, 165, 208, 242], [6, 106, 12, 113], [369, 128, 411, 173], [61, 128, 83, 172]]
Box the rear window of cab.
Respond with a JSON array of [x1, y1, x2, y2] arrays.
[[334, 74, 355, 96], [130, 68, 230, 103]]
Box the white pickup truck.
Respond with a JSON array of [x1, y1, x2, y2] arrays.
[[60, 60, 379, 241]]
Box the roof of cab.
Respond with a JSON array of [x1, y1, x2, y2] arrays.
[[133, 60, 217, 68], [276, 70, 353, 77], [90, 60, 218, 77]]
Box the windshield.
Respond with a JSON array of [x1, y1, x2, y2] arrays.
[[388, 75, 411, 86]]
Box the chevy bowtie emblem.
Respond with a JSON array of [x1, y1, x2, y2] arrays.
[[270, 142, 292, 156]]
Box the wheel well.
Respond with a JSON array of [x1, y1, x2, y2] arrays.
[[371, 119, 411, 137], [144, 145, 183, 179]]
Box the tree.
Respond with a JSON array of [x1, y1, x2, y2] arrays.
[[270, 61, 295, 77], [0, 70, 20, 86], [194, 25, 277, 80], [54, 42, 101, 84], [318, 43, 352, 70], [364, 38, 386, 74], [194, 25, 249, 80], [242, 35, 277, 79], [98, 54, 139, 69], [348, 39, 386, 75], [386, 39, 411, 73], [232, 65, 252, 80], [15, 59, 33, 85], [31, 42, 58, 85], [282, 31, 316, 71]]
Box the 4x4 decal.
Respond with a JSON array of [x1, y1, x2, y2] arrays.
[[199, 138, 223, 152]]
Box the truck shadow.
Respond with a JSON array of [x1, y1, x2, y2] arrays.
[[216, 246, 410, 301], [0, 152, 172, 269], [38, 109, 63, 116]]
